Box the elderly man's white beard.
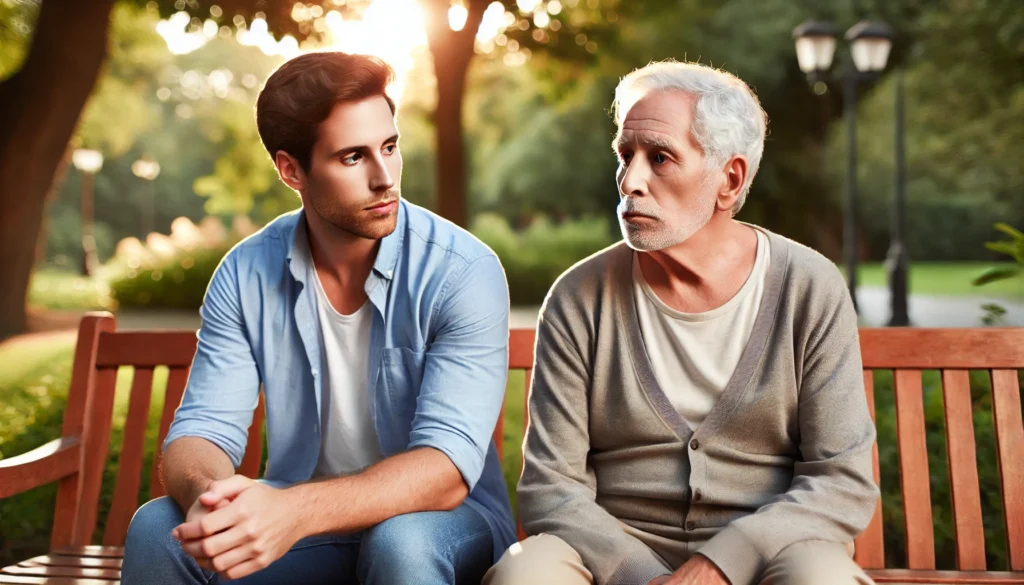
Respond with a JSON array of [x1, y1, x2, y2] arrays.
[[617, 188, 717, 252]]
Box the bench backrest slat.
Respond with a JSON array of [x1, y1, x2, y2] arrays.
[[50, 316, 115, 550], [854, 370, 886, 569], [992, 368, 1024, 571], [941, 369, 987, 570], [149, 366, 190, 500], [74, 366, 118, 547], [102, 367, 155, 546], [894, 368, 937, 570]]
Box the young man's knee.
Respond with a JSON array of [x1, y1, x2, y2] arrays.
[[124, 497, 185, 554]]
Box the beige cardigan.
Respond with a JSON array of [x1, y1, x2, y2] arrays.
[[518, 230, 879, 585]]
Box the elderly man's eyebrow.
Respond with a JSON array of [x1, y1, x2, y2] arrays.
[[613, 133, 676, 152]]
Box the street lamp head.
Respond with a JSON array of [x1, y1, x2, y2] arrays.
[[845, 20, 893, 73], [792, 20, 837, 76], [131, 158, 161, 181], [72, 148, 104, 174]]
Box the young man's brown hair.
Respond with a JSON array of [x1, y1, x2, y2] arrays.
[[255, 51, 396, 171]]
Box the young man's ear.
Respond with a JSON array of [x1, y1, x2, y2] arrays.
[[275, 151, 306, 191]]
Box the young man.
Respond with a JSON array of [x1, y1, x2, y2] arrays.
[[122, 52, 516, 585], [484, 61, 879, 585]]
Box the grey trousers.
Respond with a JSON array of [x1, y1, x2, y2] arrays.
[[482, 534, 875, 585]]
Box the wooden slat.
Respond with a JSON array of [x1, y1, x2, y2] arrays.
[[51, 313, 116, 550], [73, 367, 118, 546], [102, 367, 155, 546], [149, 366, 189, 500], [509, 329, 536, 369], [992, 369, 1024, 571], [868, 568, 1024, 583], [860, 329, 1024, 369], [0, 438, 81, 498], [51, 547, 122, 559], [942, 369, 987, 570], [855, 370, 886, 569], [0, 575, 118, 584], [894, 369, 936, 569], [95, 331, 197, 367], [238, 393, 266, 478], [20, 556, 120, 570], [2, 563, 120, 580]]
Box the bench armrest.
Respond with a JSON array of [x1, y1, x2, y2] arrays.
[[0, 437, 82, 498]]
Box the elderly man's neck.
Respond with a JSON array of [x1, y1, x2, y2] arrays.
[[639, 215, 758, 313]]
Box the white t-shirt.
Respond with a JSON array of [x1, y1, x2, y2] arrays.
[[633, 230, 770, 430], [311, 271, 382, 477]]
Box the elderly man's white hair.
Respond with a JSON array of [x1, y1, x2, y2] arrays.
[[612, 60, 768, 214]]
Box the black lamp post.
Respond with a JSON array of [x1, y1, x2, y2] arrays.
[[886, 69, 910, 326], [793, 19, 894, 315]]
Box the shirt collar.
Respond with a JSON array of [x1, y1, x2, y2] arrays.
[[286, 203, 405, 283]]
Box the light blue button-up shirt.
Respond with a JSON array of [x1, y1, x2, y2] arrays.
[[164, 201, 516, 558]]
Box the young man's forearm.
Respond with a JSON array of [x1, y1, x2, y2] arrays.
[[289, 447, 468, 536], [161, 436, 236, 512]]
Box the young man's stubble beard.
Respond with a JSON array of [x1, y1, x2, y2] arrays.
[[308, 186, 402, 241]]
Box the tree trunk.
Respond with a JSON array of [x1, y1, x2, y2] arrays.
[[0, 0, 115, 340], [423, 0, 487, 228]]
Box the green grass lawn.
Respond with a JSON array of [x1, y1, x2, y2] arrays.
[[853, 262, 1023, 298]]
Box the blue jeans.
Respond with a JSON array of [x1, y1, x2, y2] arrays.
[[122, 497, 494, 584]]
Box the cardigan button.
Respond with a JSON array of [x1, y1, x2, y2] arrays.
[[693, 489, 703, 502], [690, 439, 699, 450], [685, 521, 696, 531]]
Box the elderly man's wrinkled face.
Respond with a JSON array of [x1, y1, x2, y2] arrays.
[[614, 90, 718, 252]]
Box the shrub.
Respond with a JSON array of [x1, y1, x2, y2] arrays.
[[105, 216, 254, 309], [472, 213, 615, 305]]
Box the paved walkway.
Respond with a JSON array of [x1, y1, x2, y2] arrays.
[[855, 287, 1024, 327]]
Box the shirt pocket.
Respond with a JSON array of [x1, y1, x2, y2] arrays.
[[381, 346, 427, 428]]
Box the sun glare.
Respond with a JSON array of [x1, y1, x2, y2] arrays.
[[156, 0, 541, 99]]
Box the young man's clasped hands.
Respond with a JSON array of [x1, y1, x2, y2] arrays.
[[172, 476, 299, 581]]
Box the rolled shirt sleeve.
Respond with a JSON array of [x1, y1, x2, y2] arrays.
[[163, 249, 260, 468], [406, 254, 510, 492]]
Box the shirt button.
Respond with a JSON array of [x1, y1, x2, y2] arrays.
[[685, 521, 696, 531], [694, 489, 703, 502], [386, 270, 393, 278], [690, 439, 699, 450], [313, 424, 318, 433]]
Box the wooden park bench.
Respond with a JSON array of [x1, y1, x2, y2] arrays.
[[2, 312, 1024, 584]]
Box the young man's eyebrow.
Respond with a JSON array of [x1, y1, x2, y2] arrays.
[[329, 134, 400, 158]]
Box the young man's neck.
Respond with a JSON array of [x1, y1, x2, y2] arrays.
[[304, 211, 379, 294]]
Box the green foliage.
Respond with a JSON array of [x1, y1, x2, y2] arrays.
[[973, 223, 1024, 325], [107, 243, 232, 309], [0, 0, 38, 80], [472, 213, 615, 305], [27, 271, 116, 311]]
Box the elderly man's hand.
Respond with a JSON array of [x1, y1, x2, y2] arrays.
[[659, 555, 730, 585], [173, 475, 304, 580]]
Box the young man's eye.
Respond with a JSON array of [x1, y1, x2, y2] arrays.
[[342, 153, 361, 165], [383, 144, 397, 155]]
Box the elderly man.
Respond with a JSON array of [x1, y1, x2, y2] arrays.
[[484, 61, 879, 585]]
